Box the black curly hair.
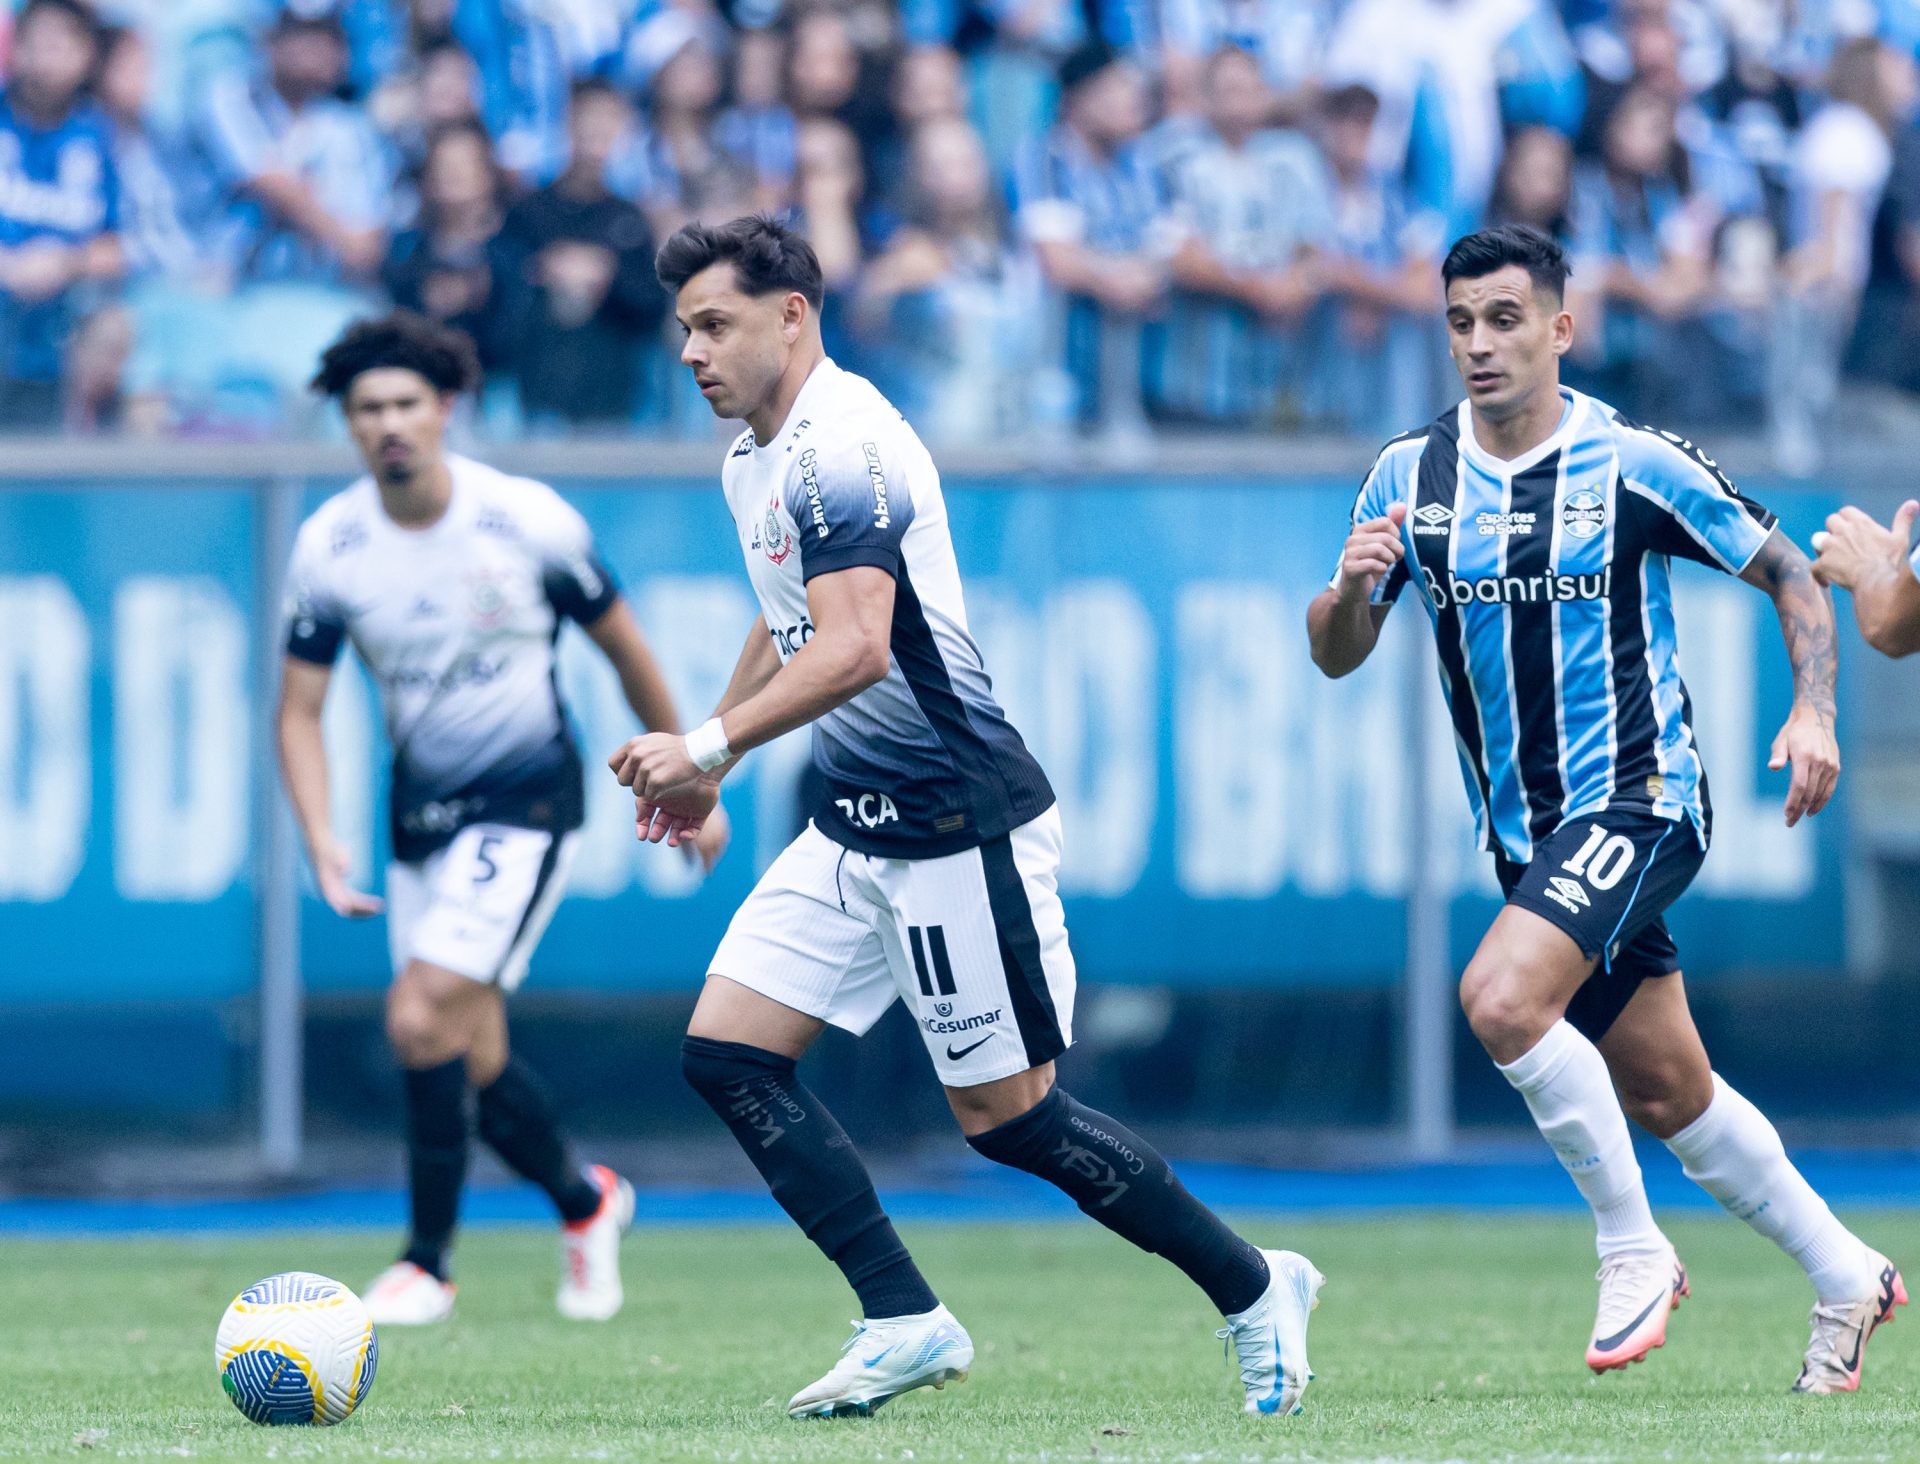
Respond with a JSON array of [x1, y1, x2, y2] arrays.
[[309, 311, 482, 400]]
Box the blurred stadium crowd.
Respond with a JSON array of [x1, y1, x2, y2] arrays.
[[1, 0, 1918, 457]]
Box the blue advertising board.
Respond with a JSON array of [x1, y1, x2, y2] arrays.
[[0, 475, 1848, 1007]]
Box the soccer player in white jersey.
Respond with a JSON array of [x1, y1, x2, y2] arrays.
[[1309, 225, 1904, 1392], [1811, 498, 1920, 656], [277, 313, 729, 1327], [606, 215, 1321, 1420]]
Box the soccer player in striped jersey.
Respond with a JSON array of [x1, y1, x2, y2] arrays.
[[1811, 498, 1920, 657], [1308, 224, 1906, 1393]]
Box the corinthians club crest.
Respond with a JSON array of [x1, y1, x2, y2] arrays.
[[761, 490, 793, 564]]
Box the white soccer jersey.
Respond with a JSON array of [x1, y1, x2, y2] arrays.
[[283, 454, 619, 861], [721, 358, 1053, 858]]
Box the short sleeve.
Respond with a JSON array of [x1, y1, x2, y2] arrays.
[[533, 495, 621, 624], [1330, 439, 1417, 605], [791, 439, 915, 582], [283, 526, 347, 666], [1618, 425, 1776, 574]]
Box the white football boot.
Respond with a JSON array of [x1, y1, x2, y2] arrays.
[[363, 1260, 456, 1326], [786, 1304, 973, 1418], [1587, 1245, 1687, 1372], [557, 1164, 636, 1321], [1792, 1250, 1907, 1394], [1217, 1249, 1325, 1416]]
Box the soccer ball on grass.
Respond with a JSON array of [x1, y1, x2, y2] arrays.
[[214, 1272, 378, 1426]]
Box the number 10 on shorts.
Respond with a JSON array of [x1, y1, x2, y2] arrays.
[[1562, 825, 1636, 890]]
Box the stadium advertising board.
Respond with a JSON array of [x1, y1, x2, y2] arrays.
[[0, 476, 1845, 1001]]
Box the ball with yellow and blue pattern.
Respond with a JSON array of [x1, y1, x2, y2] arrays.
[[214, 1272, 378, 1426]]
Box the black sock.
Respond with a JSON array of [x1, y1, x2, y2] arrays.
[[967, 1085, 1270, 1315], [401, 1058, 469, 1281], [476, 1056, 602, 1224], [682, 1036, 938, 1319]]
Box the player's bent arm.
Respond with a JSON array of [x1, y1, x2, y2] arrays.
[[1853, 570, 1920, 657], [1739, 528, 1839, 721], [582, 598, 683, 734], [275, 657, 337, 859], [708, 567, 895, 768], [712, 615, 782, 717], [1307, 590, 1392, 678]]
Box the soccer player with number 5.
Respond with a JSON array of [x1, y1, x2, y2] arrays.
[[1308, 225, 1905, 1392], [277, 313, 729, 1328]]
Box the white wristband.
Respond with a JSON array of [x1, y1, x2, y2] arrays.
[[684, 717, 731, 772]]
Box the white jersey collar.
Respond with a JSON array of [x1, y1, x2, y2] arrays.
[[750, 357, 841, 461], [1457, 387, 1585, 478]]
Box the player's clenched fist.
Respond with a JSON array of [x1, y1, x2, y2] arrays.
[[1336, 500, 1409, 600], [1810, 501, 1918, 591]]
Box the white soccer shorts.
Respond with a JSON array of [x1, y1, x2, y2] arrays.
[[709, 807, 1076, 1087], [386, 823, 579, 991]]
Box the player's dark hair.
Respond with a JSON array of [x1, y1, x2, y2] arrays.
[[654, 214, 826, 308], [309, 311, 482, 399], [1442, 224, 1571, 301]]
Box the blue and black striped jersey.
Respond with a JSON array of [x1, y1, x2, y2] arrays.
[[1341, 388, 1777, 863]]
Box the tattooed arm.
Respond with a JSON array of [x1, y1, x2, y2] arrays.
[[1739, 527, 1841, 826]]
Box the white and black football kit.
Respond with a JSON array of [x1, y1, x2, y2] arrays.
[[284, 454, 618, 987], [709, 359, 1071, 1086]]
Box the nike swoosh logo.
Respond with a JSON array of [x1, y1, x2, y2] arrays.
[[1592, 1294, 1663, 1353], [861, 1345, 895, 1367], [945, 1035, 993, 1062], [1837, 1326, 1865, 1375]]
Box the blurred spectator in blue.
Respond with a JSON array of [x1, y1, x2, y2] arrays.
[[870, 43, 968, 212], [1160, 0, 1331, 120], [786, 8, 894, 181], [451, 0, 571, 184], [854, 112, 1043, 439], [0, 0, 124, 429], [1774, 36, 1919, 470], [905, 0, 1125, 177], [622, 24, 787, 241], [1155, 43, 1322, 424], [69, 22, 200, 431], [1014, 41, 1171, 432], [1694, 38, 1800, 244], [1574, 0, 1725, 107], [1310, 81, 1446, 433], [367, 37, 487, 190], [498, 76, 663, 428], [792, 116, 869, 293], [1488, 123, 1574, 240], [1327, 0, 1581, 238], [195, 10, 391, 284], [381, 119, 512, 367], [1851, 80, 1920, 391], [93, 23, 197, 282], [1566, 83, 1718, 415]]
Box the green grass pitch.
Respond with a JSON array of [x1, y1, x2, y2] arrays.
[[4, 1213, 1916, 1461]]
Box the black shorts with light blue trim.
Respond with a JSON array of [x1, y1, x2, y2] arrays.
[[1493, 803, 1706, 1042]]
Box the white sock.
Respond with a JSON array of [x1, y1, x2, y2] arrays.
[[1499, 1020, 1667, 1260], [1663, 1073, 1875, 1304]]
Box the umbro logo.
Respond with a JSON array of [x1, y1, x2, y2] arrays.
[[1412, 502, 1456, 536], [1543, 876, 1591, 914]]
